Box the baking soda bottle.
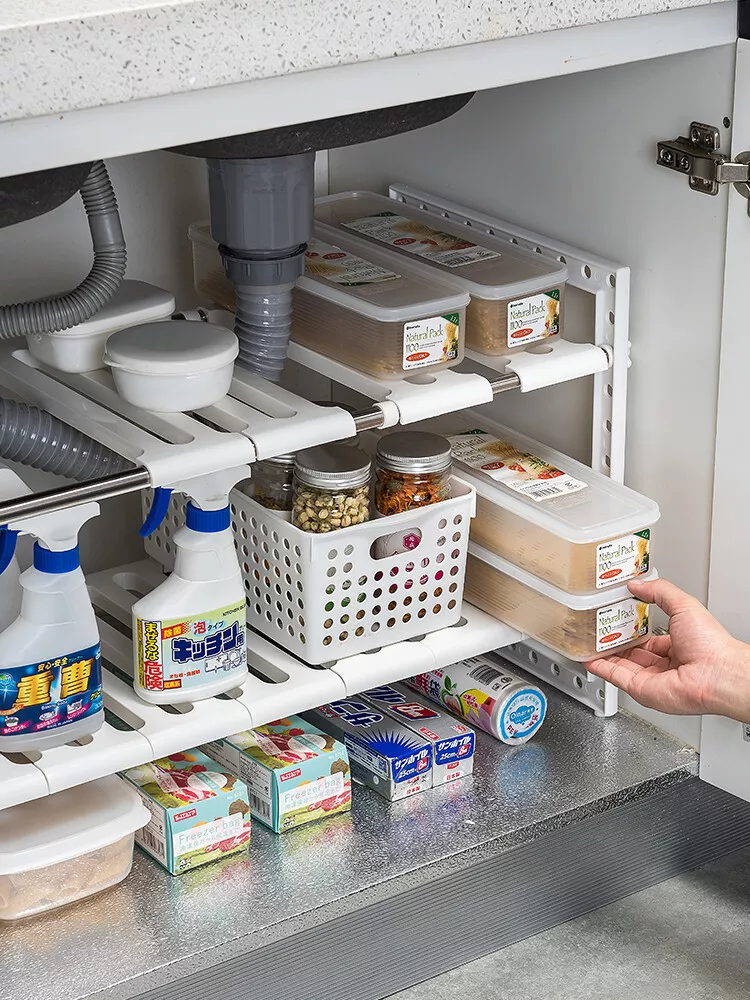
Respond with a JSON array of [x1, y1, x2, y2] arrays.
[[0, 505, 103, 753], [132, 503, 248, 704]]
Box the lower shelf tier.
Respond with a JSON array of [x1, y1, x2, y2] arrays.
[[0, 559, 521, 810], [1, 682, 707, 1000]]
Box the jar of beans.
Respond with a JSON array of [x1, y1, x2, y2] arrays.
[[293, 444, 372, 533], [374, 432, 452, 516], [250, 453, 295, 512]]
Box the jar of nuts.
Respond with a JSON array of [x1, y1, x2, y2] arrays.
[[250, 454, 295, 512], [293, 444, 372, 533]]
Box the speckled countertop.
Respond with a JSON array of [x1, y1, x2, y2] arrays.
[[0, 681, 697, 1000], [0, 0, 729, 123]]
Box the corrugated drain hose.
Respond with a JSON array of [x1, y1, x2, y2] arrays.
[[0, 399, 132, 480], [0, 160, 127, 338]]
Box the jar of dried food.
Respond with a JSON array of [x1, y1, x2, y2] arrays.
[[250, 454, 295, 512], [375, 432, 452, 516], [293, 444, 372, 533]]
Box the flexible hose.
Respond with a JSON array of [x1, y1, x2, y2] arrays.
[[234, 283, 295, 383], [0, 161, 127, 339], [0, 399, 132, 480]]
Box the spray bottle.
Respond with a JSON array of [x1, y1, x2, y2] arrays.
[[0, 503, 103, 752], [0, 467, 31, 631], [133, 467, 250, 704]]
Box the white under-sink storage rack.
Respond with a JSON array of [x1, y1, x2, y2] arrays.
[[144, 478, 476, 665]]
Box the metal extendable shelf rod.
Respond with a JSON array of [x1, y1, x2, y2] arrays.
[[0, 372, 522, 523]]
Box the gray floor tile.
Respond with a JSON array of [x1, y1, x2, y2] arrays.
[[391, 846, 750, 1000]]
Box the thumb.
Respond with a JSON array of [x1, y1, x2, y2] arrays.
[[627, 577, 705, 618]]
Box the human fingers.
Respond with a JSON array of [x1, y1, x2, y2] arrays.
[[628, 578, 705, 618], [626, 646, 670, 670], [638, 634, 672, 658], [584, 653, 649, 694]]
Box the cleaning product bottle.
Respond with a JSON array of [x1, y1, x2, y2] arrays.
[[0, 504, 103, 752], [0, 467, 31, 631], [133, 469, 249, 704]]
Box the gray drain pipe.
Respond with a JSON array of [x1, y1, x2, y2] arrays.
[[206, 153, 314, 383], [0, 160, 127, 339]]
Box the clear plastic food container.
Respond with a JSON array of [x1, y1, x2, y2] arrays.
[[465, 545, 657, 662], [188, 222, 469, 380], [436, 422, 660, 594], [0, 776, 149, 920], [314, 191, 569, 355]]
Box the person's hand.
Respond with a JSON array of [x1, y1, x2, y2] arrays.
[[586, 578, 750, 720]]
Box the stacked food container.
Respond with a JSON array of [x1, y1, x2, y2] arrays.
[[314, 191, 569, 356], [425, 421, 660, 661]]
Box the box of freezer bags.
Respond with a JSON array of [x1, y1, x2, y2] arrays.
[[121, 750, 252, 874], [203, 715, 352, 834]]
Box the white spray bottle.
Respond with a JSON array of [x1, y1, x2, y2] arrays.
[[0, 503, 103, 752], [0, 467, 32, 631], [133, 467, 250, 704]]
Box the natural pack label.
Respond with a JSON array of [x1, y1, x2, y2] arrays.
[[596, 530, 651, 588], [0, 643, 102, 737], [403, 312, 460, 370], [136, 602, 246, 694], [305, 237, 398, 285], [596, 598, 649, 652], [449, 429, 588, 502], [343, 212, 501, 267], [507, 289, 560, 346]]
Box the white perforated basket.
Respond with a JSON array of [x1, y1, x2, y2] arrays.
[[142, 478, 475, 665]]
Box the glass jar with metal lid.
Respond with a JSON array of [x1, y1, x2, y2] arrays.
[[293, 444, 372, 533], [250, 453, 296, 512], [375, 431, 452, 516]]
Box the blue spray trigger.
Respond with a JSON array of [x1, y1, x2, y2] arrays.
[[139, 488, 173, 538], [0, 528, 19, 575]]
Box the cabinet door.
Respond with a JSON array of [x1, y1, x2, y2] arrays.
[[703, 36, 750, 802]]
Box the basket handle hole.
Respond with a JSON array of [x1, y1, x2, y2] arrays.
[[370, 527, 423, 560]]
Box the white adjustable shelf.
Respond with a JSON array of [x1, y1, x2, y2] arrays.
[[0, 558, 520, 811], [0, 344, 358, 484]]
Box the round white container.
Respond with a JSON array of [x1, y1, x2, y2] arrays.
[[104, 320, 238, 412], [0, 776, 149, 920], [26, 281, 175, 374]]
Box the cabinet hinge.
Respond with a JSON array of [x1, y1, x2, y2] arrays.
[[657, 122, 750, 210]]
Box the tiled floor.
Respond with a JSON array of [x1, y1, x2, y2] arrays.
[[392, 846, 750, 1000]]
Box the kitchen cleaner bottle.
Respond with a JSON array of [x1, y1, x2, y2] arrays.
[[0, 504, 103, 752], [133, 499, 247, 704]]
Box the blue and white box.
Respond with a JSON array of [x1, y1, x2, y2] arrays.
[[306, 698, 432, 801], [363, 684, 475, 786]]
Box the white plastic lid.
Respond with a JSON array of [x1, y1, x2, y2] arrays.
[[298, 227, 470, 322], [470, 541, 659, 610], [0, 776, 149, 875], [44, 281, 175, 340], [104, 320, 239, 374], [427, 417, 660, 545], [315, 192, 569, 301]]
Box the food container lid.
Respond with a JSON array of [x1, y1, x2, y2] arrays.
[[104, 320, 239, 374], [296, 228, 471, 322], [470, 541, 659, 610], [37, 280, 175, 341], [0, 776, 150, 876], [315, 192, 569, 302], [431, 418, 660, 544], [376, 431, 452, 474], [295, 444, 372, 490]]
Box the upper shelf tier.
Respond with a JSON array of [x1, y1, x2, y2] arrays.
[[0, 3, 735, 177]]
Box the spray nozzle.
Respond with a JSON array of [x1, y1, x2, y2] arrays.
[[1, 502, 99, 575], [138, 467, 250, 537]]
